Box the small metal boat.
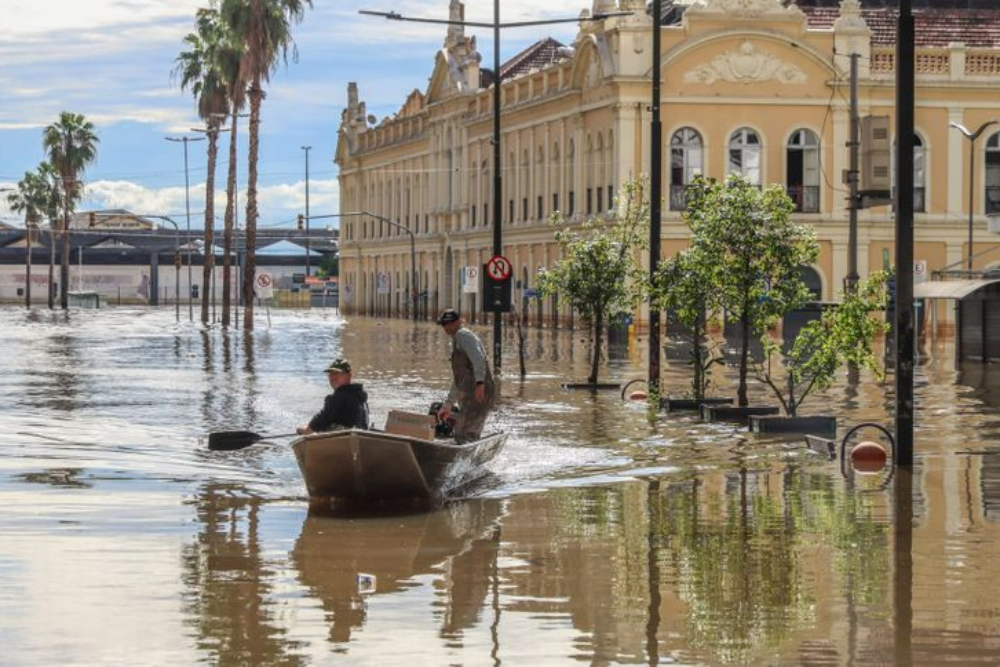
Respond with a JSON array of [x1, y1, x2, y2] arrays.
[[291, 429, 507, 507]]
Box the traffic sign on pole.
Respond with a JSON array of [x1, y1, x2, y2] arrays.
[[487, 255, 512, 281]]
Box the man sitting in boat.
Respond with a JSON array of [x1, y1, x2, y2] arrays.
[[436, 309, 496, 443], [296, 358, 370, 434]]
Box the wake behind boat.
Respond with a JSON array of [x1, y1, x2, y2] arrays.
[[291, 428, 507, 508]]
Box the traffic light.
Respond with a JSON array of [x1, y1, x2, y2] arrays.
[[89, 212, 97, 228], [297, 214, 304, 231], [481, 264, 512, 313]]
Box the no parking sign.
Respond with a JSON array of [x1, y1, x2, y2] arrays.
[[255, 272, 273, 298]]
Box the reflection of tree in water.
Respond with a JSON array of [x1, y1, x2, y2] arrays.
[[181, 484, 306, 666], [290, 500, 502, 647], [652, 467, 890, 664]]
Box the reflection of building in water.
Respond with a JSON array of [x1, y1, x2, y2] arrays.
[[290, 500, 502, 645], [182, 485, 305, 665]]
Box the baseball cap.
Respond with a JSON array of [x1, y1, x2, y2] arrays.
[[436, 308, 460, 325], [324, 358, 352, 373]]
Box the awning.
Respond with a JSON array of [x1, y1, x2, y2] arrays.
[[913, 279, 1000, 300]]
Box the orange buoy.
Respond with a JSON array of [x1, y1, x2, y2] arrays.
[[850, 440, 888, 473], [628, 390, 648, 401]]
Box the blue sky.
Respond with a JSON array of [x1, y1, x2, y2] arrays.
[[0, 0, 588, 232]]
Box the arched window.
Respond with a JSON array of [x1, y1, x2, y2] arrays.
[[606, 131, 615, 211], [786, 129, 820, 212], [728, 127, 761, 185], [670, 127, 703, 210], [536, 146, 545, 219], [914, 134, 926, 213], [521, 148, 530, 222], [585, 135, 595, 215], [893, 133, 928, 213], [566, 139, 576, 215], [551, 141, 561, 214], [987, 132, 1000, 215]]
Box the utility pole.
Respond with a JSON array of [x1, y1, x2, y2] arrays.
[[845, 53, 860, 294], [491, 0, 502, 374], [302, 145, 312, 277], [166, 135, 205, 321], [648, 0, 663, 397], [895, 0, 915, 466]]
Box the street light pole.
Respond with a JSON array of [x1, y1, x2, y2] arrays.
[[302, 211, 417, 320], [166, 135, 205, 321], [949, 120, 998, 272], [302, 145, 312, 277], [648, 0, 663, 396]]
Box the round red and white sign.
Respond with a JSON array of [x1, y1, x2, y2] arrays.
[[487, 255, 512, 281], [256, 273, 272, 289]]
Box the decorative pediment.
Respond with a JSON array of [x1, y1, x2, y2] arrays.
[[686, 0, 805, 20], [684, 41, 807, 85]]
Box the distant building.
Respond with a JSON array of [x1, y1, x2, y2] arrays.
[[337, 0, 1000, 330], [69, 209, 158, 231]]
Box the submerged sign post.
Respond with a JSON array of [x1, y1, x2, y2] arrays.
[[255, 272, 273, 299]]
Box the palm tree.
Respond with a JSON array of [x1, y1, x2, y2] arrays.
[[175, 8, 241, 325], [43, 112, 98, 310], [6, 164, 59, 308], [221, 0, 312, 330]]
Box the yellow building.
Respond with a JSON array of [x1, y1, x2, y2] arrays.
[[337, 0, 1000, 329]]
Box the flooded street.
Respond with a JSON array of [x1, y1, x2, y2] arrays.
[[2, 308, 1000, 665]]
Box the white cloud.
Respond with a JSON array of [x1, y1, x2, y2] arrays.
[[5, 0, 202, 36], [83, 178, 339, 228]]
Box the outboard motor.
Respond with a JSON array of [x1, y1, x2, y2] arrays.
[[428, 401, 458, 438]]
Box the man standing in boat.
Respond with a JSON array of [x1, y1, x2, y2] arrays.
[[436, 309, 496, 443], [297, 358, 370, 434]]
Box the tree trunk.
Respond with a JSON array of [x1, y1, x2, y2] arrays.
[[201, 124, 220, 325], [60, 192, 70, 310], [24, 222, 33, 309], [243, 86, 263, 332], [738, 308, 750, 407], [221, 111, 239, 328], [693, 311, 705, 401], [47, 228, 55, 309], [589, 309, 604, 384]]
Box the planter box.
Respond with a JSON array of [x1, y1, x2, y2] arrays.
[[749, 415, 837, 437], [562, 382, 621, 390], [662, 397, 733, 412], [701, 405, 779, 424]]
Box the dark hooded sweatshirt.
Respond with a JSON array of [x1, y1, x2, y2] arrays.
[[308, 383, 370, 431]]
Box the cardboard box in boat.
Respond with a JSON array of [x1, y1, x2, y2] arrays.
[[384, 410, 436, 440]]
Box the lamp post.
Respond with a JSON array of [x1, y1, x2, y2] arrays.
[[949, 119, 998, 272], [302, 145, 312, 277], [302, 211, 417, 320], [361, 5, 630, 373], [648, 0, 663, 395], [166, 135, 205, 321]]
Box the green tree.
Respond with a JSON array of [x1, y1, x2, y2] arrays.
[[6, 164, 60, 309], [754, 272, 889, 417], [176, 7, 241, 325], [538, 179, 648, 384], [220, 0, 312, 331], [43, 112, 99, 310], [685, 175, 819, 407], [648, 248, 723, 402]]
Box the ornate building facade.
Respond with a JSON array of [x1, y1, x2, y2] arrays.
[[336, 0, 1000, 328]]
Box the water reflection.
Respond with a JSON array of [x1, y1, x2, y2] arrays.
[[2, 310, 1000, 665], [182, 485, 306, 666], [290, 502, 502, 646]]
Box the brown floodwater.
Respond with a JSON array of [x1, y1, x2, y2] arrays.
[[1, 308, 999, 665]]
